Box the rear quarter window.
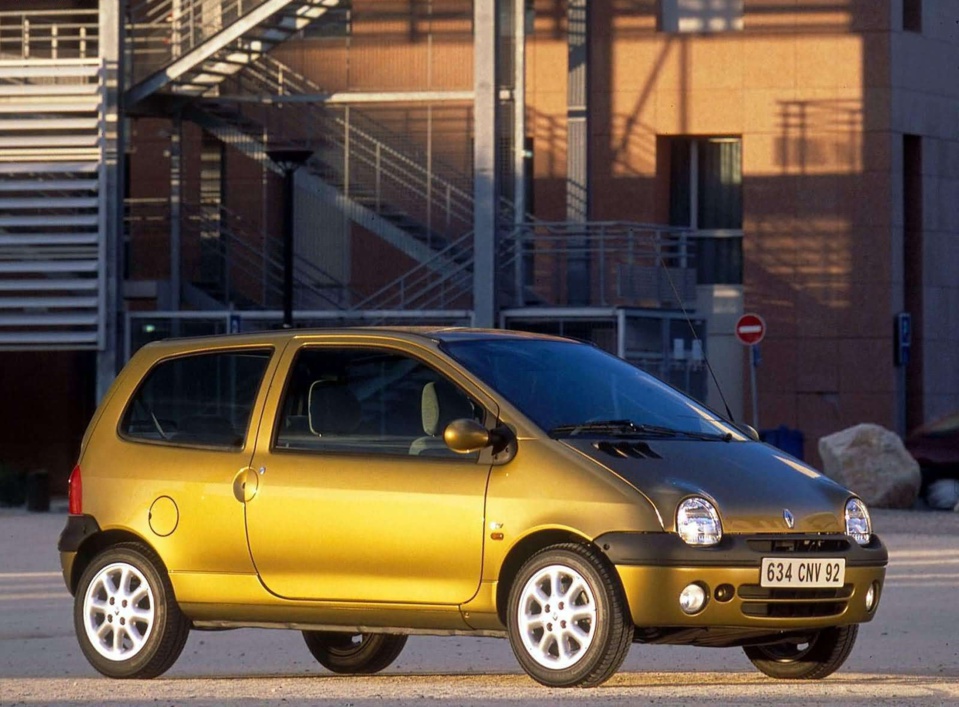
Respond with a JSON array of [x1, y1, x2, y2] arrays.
[[119, 348, 272, 449]]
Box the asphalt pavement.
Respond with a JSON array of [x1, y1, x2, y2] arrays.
[[1, 504, 958, 705]]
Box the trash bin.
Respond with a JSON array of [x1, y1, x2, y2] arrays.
[[25, 470, 50, 512], [760, 426, 805, 461]]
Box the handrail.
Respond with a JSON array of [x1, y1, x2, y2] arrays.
[[125, 0, 271, 83], [125, 197, 356, 310], [221, 55, 475, 238], [0, 9, 99, 61], [351, 231, 474, 311], [502, 221, 699, 308]]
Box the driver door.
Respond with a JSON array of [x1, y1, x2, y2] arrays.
[[243, 341, 494, 605]]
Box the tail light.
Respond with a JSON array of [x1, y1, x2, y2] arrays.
[[68, 465, 82, 515]]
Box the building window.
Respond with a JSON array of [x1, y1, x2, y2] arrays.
[[903, 0, 921, 32], [660, 0, 743, 33], [668, 137, 743, 285]]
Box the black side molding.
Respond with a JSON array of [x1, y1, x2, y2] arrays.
[[57, 514, 101, 553]]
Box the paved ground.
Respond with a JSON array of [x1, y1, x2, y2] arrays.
[[1, 506, 958, 705]]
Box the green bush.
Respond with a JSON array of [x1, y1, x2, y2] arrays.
[[0, 464, 26, 507]]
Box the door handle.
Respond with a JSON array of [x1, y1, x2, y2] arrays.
[[232, 467, 260, 503]]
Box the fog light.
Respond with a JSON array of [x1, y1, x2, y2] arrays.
[[715, 584, 735, 603], [865, 582, 879, 612], [679, 583, 707, 615]]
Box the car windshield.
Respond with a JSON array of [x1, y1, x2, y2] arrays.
[[443, 338, 744, 441]]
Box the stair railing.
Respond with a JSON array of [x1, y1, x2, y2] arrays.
[[218, 55, 475, 242], [125, 197, 356, 310], [125, 0, 271, 84], [0, 9, 99, 61]]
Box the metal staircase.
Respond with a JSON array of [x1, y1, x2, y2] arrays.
[[0, 8, 106, 349], [186, 54, 478, 307], [126, 0, 343, 104], [126, 197, 357, 310]]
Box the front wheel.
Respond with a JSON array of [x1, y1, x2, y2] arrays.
[[743, 625, 858, 679], [302, 632, 407, 674], [507, 543, 633, 688], [73, 543, 190, 678]]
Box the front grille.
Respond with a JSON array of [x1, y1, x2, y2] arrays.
[[738, 584, 852, 618], [747, 538, 850, 554]]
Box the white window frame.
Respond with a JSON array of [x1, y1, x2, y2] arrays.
[[661, 0, 744, 33]]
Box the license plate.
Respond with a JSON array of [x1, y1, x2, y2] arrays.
[[761, 558, 846, 588]]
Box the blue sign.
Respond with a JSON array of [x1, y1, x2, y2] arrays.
[[894, 312, 911, 366]]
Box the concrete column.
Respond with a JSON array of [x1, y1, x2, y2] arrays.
[[96, 0, 124, 400], [566, 0, 590, 305], [472, 0, 498, 328]]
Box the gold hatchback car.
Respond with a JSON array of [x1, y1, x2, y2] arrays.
[[59, 328, 887, 687]]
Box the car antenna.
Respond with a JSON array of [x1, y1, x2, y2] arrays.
[[658, 252, 737, 423]]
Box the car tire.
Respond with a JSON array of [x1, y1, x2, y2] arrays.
[[73, 542, 190, 679], [743, 625, 858, 680], [302, 632, 408, 674], [506, 543, 633, 688]]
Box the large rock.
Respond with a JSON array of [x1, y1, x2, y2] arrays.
[[818, 424, 921, 509]]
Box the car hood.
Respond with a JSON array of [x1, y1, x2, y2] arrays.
[[561, 438, 853, 534]]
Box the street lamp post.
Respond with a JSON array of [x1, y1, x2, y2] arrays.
[[266, 148, 313, 328]]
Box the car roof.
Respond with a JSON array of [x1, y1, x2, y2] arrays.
[[138, 326, 575, 355]]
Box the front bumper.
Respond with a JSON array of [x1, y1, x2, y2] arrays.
[[597, 531, 888, 631]]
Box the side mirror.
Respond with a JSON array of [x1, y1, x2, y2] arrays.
[[444, 419, 518, 463], [444, 418, 490, 453], [737, 423, 761, 442]]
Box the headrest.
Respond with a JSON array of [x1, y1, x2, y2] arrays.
[[421, 380, 474, 436]]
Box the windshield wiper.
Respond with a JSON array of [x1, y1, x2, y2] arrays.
[[549, 419, 732, 442]]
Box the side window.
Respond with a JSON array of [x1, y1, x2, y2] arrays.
[[120, 349, 272, 449], [275, 347, 484, 460]]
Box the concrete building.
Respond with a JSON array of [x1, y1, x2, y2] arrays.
[[0, 0, 956, 489]]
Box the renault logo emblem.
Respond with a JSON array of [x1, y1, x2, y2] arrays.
[[783, 509, 795, 529]]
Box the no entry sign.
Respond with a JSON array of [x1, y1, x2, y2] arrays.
[[735, 313, 766, 346]]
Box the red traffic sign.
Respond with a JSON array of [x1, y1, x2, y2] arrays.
[[735, 313, 766, 346]]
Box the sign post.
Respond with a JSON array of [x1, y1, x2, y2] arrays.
[[735, 313, 767, 430]]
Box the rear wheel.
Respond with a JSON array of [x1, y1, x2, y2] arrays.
[[302, 632, 407, 674], [507, 543, 633, 688], [74, 543, 190, 678], [743, 625, 858, 679]]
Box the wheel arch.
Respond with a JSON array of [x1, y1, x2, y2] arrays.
[[68, 529, 165, 595], [495, 528, 625, 626]]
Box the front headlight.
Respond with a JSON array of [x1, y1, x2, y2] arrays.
[[677, 497, 722, 546], [845, 497, 872, 545]]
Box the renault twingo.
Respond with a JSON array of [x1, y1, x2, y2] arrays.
[[60, 328, 887, 686]]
